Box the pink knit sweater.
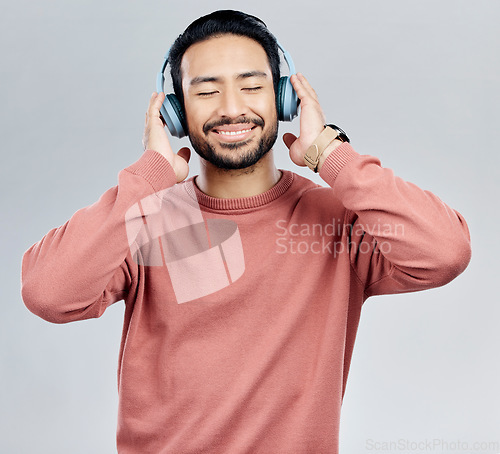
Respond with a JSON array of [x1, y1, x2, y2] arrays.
[[21, 143, 471, 453]]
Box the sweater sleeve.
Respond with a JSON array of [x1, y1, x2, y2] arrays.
[[319, 143, 471, 297], [21, 150, 178, 323]]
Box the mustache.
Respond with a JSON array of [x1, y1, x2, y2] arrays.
[[203, 116, 265, 134]]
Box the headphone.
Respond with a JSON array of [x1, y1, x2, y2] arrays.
[[156, 40, 299, 138]]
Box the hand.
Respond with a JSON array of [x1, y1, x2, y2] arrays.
[[282, 73, 326, 166], [142, 92, 191, 182]]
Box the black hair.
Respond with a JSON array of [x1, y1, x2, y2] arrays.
[[168, 10, 281, 109]]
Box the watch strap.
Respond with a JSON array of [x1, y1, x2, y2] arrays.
[[326, 124, 350, 144], [303, 126, 340, 172]]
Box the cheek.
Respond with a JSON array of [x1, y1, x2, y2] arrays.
[[184, 104, 208, 132], [264, 103, 279, 126], [266, 89, 279, 119], [252, 95, 278, 123]]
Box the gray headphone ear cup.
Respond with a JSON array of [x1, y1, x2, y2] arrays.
[[277, 77, 287, 121], [166, 94, 187, 133], [280, 76, 299, 122]]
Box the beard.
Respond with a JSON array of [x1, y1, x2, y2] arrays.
[[187, 115, 279, 170]]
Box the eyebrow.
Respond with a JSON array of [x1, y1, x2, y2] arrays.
[[189, 71, 268, 86], [237, 71, 268, 80], [190, 76, 219, 86]]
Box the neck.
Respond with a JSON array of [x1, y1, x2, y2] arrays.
[[195, 150, 282, 199]]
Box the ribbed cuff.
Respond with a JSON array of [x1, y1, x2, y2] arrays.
[[319, 142, 359, 187], [124, 149, 177, 192]]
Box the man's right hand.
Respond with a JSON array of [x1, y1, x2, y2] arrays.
[[142, 92, 190, 182]]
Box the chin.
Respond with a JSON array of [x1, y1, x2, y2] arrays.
[[203, 148, 270, 170], [188, 121, 279, 171]]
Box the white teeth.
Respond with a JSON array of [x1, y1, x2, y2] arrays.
[[218, 128, 252, 136]]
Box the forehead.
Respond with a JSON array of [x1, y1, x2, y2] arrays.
[[180, 34, 272, 84]]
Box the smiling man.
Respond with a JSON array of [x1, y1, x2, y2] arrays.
[[22, 10, 471, 454]]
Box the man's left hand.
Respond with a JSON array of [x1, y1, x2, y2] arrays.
[[282, 73, 326, 166]]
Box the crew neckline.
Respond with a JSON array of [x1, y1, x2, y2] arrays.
[[183, 170, 294, 211]]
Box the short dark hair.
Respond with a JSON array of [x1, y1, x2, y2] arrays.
[[168, 10, 281, 109]]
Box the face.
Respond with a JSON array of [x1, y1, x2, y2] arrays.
[[180, 34, 279, 170]]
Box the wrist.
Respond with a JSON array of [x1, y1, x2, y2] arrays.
[[317, 139, 344, 172], [303, 124, 350, 173]]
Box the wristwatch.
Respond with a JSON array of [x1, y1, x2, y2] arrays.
[[303, 124, 350, 172]]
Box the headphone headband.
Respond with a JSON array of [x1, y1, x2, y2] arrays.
[[277, 41, 296, 76]]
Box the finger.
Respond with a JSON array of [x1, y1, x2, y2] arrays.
[[290, 74, 312, 102], [282, 133, 297, 150], [147, 92, 157, 112], [148, 92, 165, 118], [177, 147, 191, 163], [154, 91, 165, 110], [296, 73, 319, 101], [146, 93, 155, 121]]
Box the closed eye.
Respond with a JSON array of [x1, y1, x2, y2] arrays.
[[243, 86, 263, 92], [197, 91, 218, 97]]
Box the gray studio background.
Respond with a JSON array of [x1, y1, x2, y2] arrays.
[[1, 0, 499, 452]]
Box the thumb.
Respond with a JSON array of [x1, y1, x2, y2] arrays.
[[282, 133, 297, 150], [177, 147, 191, 163]]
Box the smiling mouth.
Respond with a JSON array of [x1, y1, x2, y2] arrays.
[[216, 128, 253, 136], [211, 124, 257, 142]]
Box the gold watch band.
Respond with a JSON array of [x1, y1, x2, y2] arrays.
[[303, 126, 340, 172]]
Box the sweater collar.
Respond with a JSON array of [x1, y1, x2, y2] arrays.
[[184, 170, 294, 211]]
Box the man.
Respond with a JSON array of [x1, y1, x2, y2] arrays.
[[21, 10, 471, 453]]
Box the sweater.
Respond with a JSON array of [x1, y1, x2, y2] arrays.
[[21, 142, 471, 453]]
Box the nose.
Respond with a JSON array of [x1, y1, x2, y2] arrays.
[[216, 88, 249, 119]]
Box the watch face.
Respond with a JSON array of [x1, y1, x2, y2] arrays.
[[327, 124, 350, 143]]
